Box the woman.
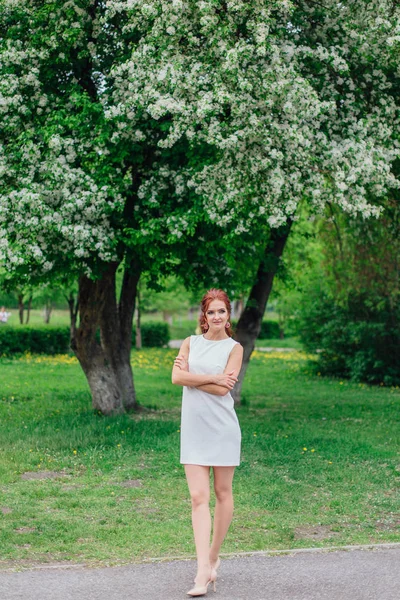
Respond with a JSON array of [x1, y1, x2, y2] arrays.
[[172, 288, 243, 597]]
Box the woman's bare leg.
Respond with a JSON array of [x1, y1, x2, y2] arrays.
[[184, 464, 212, 586], [209, 466, 235, 566]]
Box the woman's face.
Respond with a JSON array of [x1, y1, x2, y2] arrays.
[[205, 299, 229, 331]]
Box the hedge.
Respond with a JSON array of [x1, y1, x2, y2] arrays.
[[133, 322, 170, 348], [232, 319, 281, 339], [0, 326, 70, 355], [298, 293, 400, 386], [0, 322, 170, 355]]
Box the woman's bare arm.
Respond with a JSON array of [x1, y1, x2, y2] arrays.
[[195, 343, 244, 396], [194, 383, 230, 396], [171, 338, 237, 388], [223, 343, 243, 376]]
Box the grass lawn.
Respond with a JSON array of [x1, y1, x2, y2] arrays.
[[2, 309, 71, 328], [0, 349, 399, 570], [255, 337, 302, 350]]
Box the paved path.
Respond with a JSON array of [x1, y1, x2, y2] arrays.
[[1, 545, 399, 600]]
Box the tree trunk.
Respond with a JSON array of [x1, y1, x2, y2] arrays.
[[162, 310, 173, 324], [43, 300, 52, 324], [18, 293, 24, 324], [66, 291, 79, 341], [135, 284, 142, 349], [25, 295, 32, 324], [232, 221, 293, 403], [118, 265, 141, 411], [70, 262, 140, 415], [232, 298, 244, 320]]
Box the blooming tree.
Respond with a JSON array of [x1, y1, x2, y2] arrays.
[[0, 0, 398, 411], [230, 0, 400, 398]]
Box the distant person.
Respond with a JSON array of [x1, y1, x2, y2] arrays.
[[0, 306, 11, 323], [172, 288, 243, 597]]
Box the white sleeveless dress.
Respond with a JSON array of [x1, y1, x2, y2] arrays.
[[180, 334, 242, 466]]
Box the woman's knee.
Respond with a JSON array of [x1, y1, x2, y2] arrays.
[[190, 489, 210, 509], [214, 485, 233, 503]]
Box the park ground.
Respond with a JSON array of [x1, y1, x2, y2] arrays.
[[0, 344, 399, 570]]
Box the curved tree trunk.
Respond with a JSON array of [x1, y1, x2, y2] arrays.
[[71, 261, 140, 415], [18, 293, 24, 325], [67, 291, 79, 341], [43, 300, 52, 324], [232, 221, 293, 404], [25, 295, 32, 324]]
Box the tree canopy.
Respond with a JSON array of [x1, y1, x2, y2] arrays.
[[1, 0, 398, 285]]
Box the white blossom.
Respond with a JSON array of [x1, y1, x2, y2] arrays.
[[0, 0, 398, 280]]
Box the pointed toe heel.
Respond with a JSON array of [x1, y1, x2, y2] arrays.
[[187, 579, 212, 597]]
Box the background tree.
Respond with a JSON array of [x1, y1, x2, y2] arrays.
[[230, 0, 400, 399], [27, 284, 69, 324], [266, 210, 323, 340], [298, 193, 400, 385], [140, 276, 193, 324]]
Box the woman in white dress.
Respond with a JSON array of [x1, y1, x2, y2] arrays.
[[172, 289, 243, 597]]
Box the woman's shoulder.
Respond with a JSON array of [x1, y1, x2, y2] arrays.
[[181, 334, 201, 349], [229, 339, 243, 352], [178, 337, 191, 353]]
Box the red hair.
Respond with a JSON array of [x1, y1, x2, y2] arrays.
[[199, 288, 233, 337]]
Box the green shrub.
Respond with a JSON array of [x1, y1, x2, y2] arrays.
[[0, 326, 70, 355], [0, 321, 170, 355], [259, 320, 281, 339], [232, 319, 281, 339], [133, 322, 170, 347], [298, 292, 400, 386]]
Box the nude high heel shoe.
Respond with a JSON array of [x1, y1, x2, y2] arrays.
[[211, 556, 221, 579], [186, 578, 215, 597], [187, 568, 217, 597]]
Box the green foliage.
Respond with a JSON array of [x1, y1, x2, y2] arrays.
[[296, 195, 400, 386], [269, 206, 325, 332], [1, 1, 398, 291], [0, 289, 18, 309], [232, 319, 282, 340], [259, 320, 281, 339], [0, 322, 170, 355], [299, 289, 400, 386], [0, 326, 71, 355], [169, 319, 198, 339], [133, 322, 170, 348], [140, 276, 193, 316]]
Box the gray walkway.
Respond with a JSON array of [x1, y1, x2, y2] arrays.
[[1, 545, 399, 600]]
